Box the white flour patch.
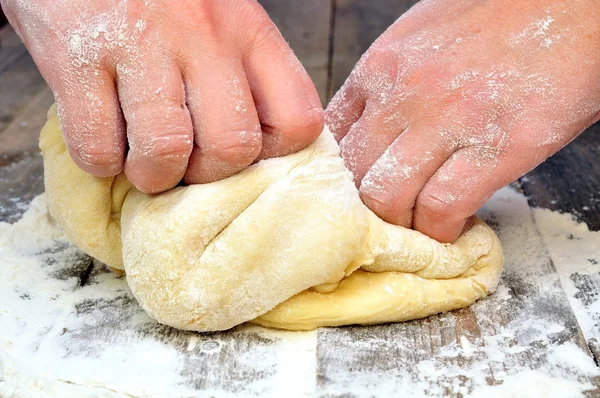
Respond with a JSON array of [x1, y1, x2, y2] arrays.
[[533, 208, 600, 346], [0, 195, 192, 397], [467, 370, 594, 398]]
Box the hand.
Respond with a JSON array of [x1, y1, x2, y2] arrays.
[[326, 0, 600, 242], [2, 0, 323, 193]]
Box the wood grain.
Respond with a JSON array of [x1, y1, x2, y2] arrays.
[[0, 87, 54, 157]]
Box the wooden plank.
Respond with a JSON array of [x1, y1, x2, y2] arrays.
[[0, 30, 51, 223], [258, 0, 333, 106], [0, 87, 54, 156], [520, 122, 600, 369], [0, 152, 44, 223], [328, 0, 419, 100], [0, 30, 50, 222], [0, 29, 48, 134], [0, 88, 52, 223]]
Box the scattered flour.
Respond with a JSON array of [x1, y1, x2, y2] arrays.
[[0, 187, 598, 397], [533, 208, 600, 348], [511, 14, 562, 49], [468, 370, 594, 398], [0, 195, 317, 398]]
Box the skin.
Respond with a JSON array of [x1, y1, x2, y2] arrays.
[[1, 0, 324, 193], [3, 0, 600, 243], [326, 0, 600, 242]]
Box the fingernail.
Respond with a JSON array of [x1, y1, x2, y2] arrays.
[[461, 216, 476, 234]]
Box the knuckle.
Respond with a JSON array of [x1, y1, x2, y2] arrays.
[[326, 83, 360, 116], [325, 86, 362, 140], [416, 187, 462, 219], [360, 180, 412, 227], [361, 48, 398, 73], [354, 49, 401, 96], [132, 131, 193, 159], [58, 104, 126, 175], [284, 107, 325, 142], [70, 143, 123, 172], [172, 0, 218, 39], [209, 129, 262, 164], [267, 106, 324, 144], [128, 106, 193, 159], [360, 178, 401, 216]]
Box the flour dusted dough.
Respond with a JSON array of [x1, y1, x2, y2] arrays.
[[40, 105, 503, 331]]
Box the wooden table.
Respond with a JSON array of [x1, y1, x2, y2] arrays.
[[1, 2, 599, 396]]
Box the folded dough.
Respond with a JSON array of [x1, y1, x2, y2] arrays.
[[40, 105, 503, 332]]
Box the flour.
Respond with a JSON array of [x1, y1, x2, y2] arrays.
[[1, 186, 599, 397], [468, 371, 594, 398], [511, 14, 562, 50], [0, 195, 319, 397], [533, 208, 600, 347], [0, 195, 190, 397]]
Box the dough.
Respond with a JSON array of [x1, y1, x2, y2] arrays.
[[40, 105, 503, 332]]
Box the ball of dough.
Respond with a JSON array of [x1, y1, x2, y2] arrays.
[[40, 105, 503, 332]]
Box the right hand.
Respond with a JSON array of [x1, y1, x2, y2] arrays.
[[326, 0, 600, 243]]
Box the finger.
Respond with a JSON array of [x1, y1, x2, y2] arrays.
[[359, 123, 456, 228], [338, 104, 409, 185], [413, 145, 516, 243], [118, 57, 193, 194], [242, 10, 324, 160], [325, 80, 366, 142], [56, 68, 126, 177], [183, 58, 262, 184]]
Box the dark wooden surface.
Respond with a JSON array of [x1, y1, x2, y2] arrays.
[[521, 125, 600, 231], [1, 1, 599, 396], [0, 6, 6, 28]]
